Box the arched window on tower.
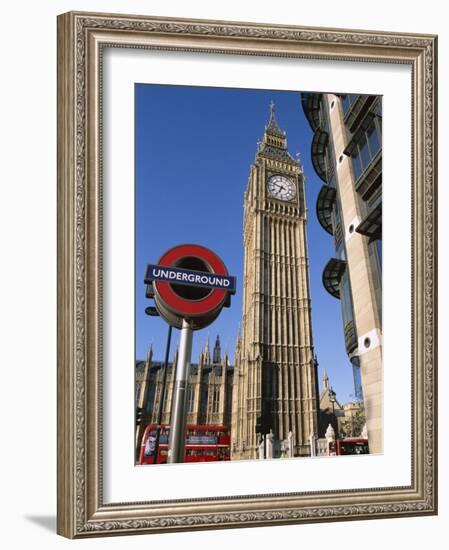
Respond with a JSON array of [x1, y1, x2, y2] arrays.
[[212, 386, 220, 413]]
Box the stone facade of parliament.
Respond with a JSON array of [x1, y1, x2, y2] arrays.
[[135, 335, 234, 450]]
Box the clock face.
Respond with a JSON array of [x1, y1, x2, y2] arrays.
[[267, 175, 296, 201]]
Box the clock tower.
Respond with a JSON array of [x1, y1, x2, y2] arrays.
[[231, 103, 319, 459]]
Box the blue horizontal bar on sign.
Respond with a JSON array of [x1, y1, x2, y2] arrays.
[[144, 264, 236, 294]]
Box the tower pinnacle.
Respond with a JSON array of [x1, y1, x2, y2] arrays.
[[323, 369, 329, 390], [203, 335, 210, 361], [257, 102, 295, 164], [213, 335, 221, 364], [265, 100, 285, 138]]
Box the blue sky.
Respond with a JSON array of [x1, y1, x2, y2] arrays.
[[135, 83, 356, 403]]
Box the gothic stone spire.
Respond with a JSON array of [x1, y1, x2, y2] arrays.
[[265, 100, 285, 138], [213, 334, 221, 364], [257, 101, 296, 165]]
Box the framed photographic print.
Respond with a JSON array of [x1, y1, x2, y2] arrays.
[[57, 11, 437, 538]]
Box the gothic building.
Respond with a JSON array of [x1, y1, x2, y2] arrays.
[[135, 335, 234, 454], [231, 104, 319, 460], [301, 92, 382, 453], [318, 370, 366, 442], [319, 370, 344, 437]]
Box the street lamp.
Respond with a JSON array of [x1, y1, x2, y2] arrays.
[[329, 387, 337, 436]]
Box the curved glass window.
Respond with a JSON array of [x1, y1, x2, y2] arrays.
[[325, 98, 337, 182], [319, 99, 329, 132]]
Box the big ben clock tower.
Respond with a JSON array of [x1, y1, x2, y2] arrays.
[[232, 103, 319, 459]]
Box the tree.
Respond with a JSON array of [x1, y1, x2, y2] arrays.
[[339, 404, 366, 438]]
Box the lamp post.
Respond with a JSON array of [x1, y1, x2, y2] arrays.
[[329, 387, 337, 436], [153, 324, 173, 464], [145, 306, 173, 464]]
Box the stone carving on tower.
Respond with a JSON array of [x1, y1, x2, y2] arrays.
[[231, 103, 319, 459]]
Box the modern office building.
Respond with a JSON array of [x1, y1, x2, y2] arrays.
[[135, 335, 234, 455], [301, 92, 382, 453], [231, 104, 319, 460]]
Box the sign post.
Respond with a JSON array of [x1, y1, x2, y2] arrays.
[[144, 244, 236, 463], [167, 319, 192, 463]]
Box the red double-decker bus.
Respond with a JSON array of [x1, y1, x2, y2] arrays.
[[138, 424, 231, 464], [328, 438, 369, 456]]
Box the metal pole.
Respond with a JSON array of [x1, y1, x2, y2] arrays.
[[168, 318, 193, 463], [153, 324, 172, 464]]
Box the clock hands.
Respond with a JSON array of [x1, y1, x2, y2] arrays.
[[274, 183, 287, 195], [271, 181, 286, 193], [268, 176, 295, 200]]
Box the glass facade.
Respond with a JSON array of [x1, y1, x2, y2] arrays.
[[368, 238, 382, 326], [341, 94, 358, 116], [324, 98, 336, 186], [332, 202, 341, 227], [302, 91, 383, 414], [312, 96, 337, 186], [319, 99, 329, 132], [375, 239, 382, 270], [351, 121, 382, 182], [335, 238, 346, 261], [340, 271, 354, 326], [333, 198, 345, 260], [350, 356, 363, 402]]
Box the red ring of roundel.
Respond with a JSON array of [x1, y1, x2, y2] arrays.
[[154, 244, 228, 317]]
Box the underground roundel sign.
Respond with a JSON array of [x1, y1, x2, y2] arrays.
[[144, 244, 236, 330]]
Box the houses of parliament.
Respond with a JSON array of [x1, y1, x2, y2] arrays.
[[136, 93, 382, 459]]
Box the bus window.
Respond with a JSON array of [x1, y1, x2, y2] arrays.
[[339, 441, 369, 455], [144, 435, 156, 457]]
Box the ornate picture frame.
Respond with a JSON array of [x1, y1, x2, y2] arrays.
[[57, 11, 437, 538]]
